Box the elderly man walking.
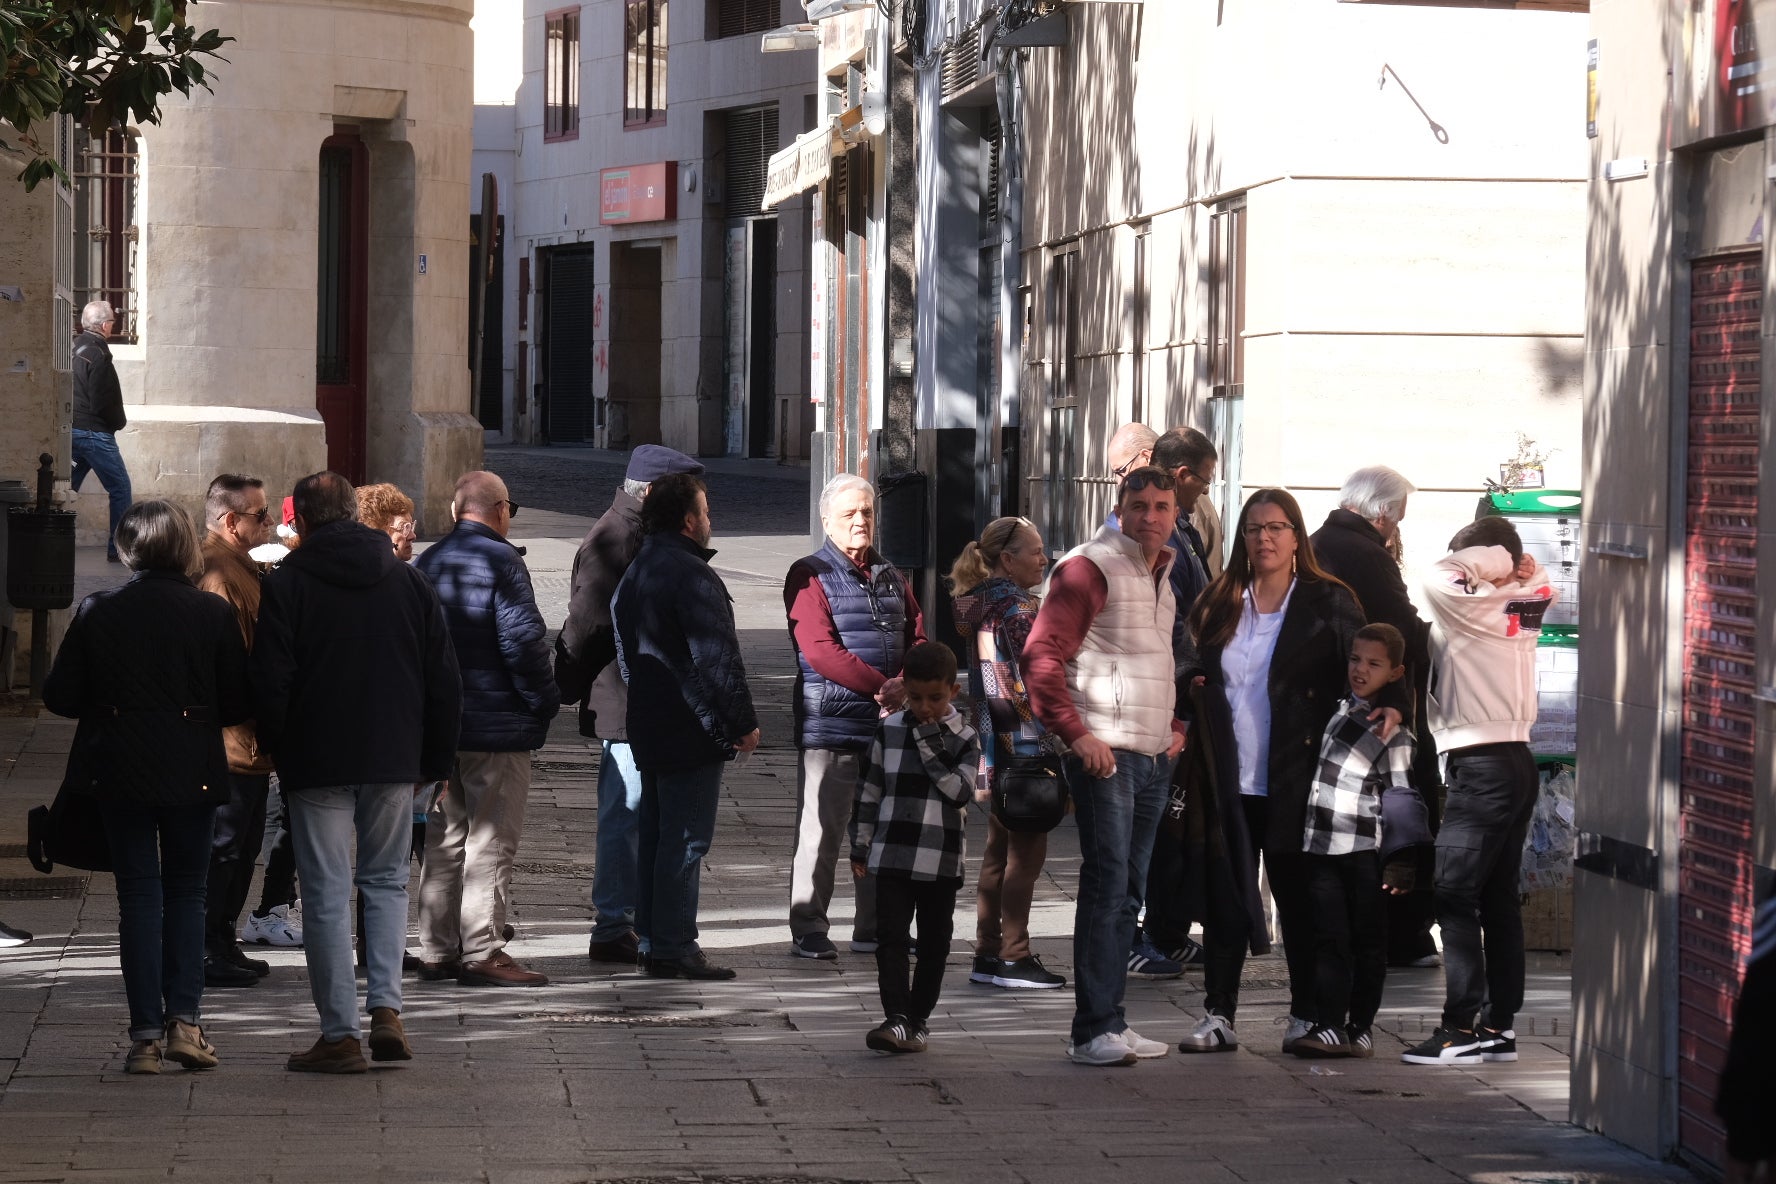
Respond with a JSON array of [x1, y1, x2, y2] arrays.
[[197, 474, 278, 990], [69, 300, 131, 563], [559, 445, 705, 968], [613, 473, 759, 980], [415, 471, 561, 987], [252, 471, 461, 1073], [783, 474, 926, 959], [1024, 467, 1187, 1066]]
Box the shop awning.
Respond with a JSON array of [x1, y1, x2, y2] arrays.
[[761, 123, 836, 210]]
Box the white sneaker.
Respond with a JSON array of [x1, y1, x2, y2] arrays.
[[1120, 1028, 1168, 1059], [1178, 1012, 1239, 1053], [1279, 1014, 1314, 1054], [241, 904, 303, 948], [1067, 1033, 1137, 1066]]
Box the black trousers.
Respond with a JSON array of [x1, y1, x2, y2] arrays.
[[1434, 742, 1538, 1032], [1141, 819, 1190, 948], [253, 778, 298, 917], [1304, 850, 1387, 1031], [874, 874, 958, 1024], [205, 771, 270, 953], [1202, 795, 1315, 1022]]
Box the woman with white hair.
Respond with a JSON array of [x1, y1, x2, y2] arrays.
[[1308, 465, 1441, 969]]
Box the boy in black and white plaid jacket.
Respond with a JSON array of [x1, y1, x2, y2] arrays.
[[1295, 623, 1433, 1059], [850, 642, 980, 1054]]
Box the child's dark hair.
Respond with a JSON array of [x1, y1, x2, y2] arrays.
[[1448, 515, 1524, 568], [1354, 622, 1406, 668], [903, 641, 958, 685]]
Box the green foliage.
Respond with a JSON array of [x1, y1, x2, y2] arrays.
[[0, 0, 232, 189]]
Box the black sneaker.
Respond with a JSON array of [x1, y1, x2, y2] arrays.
[[790, 933, 838, 960], [969, 954, 1001, 984], [866, 1015, 922, 1054], [1291, 1025, 1350, 1058], [1479, 1025, 1518, 1062], [1345, 1026, 1375, 1059], [991, 955, 1066, 989], [1163, 937, 1206, 966], [1401, 1027, 1484, 1065]]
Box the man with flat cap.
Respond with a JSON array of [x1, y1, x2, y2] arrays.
[[559, 444, 706, 966]]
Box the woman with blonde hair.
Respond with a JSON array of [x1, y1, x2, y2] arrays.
[[949, 516, 1064, 990], [44, 500, 251, 1073]]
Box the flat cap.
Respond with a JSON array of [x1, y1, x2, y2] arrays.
[[625, 444, 705, 483]]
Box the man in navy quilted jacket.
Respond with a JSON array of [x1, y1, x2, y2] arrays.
[[414, 471, 561, 987]]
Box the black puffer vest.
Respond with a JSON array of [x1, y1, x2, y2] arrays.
[[793, 539, 912, 751]]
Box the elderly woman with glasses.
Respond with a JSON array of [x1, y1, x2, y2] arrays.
[[948, 516, 1066, 992], [356, 483, 418, 562], [44, 500, 251, 1074], [1176, 488, 1402, 1057]]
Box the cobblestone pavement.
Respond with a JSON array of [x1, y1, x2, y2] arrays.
[[0, 455, 1692, 1184]]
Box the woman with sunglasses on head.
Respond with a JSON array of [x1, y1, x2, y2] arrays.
[[948, 516, 1066, 991], [1176, 488, 1401, 1057]]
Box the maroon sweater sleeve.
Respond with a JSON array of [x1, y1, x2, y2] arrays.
[[1023, 557, 1108, 746], [785, 564, 890, 697]]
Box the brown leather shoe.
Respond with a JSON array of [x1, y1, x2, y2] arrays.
[[368, 1008, 412, 1062], [287, 1035, 368, 1074], [416, 958, 461, 981], [457, 949, 548, 987], [587, 932, 641, 965]]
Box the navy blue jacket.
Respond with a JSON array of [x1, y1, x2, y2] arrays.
[[415, 519, 560, 752], [251, 521, 462, 790], [613, 530, 758, 772], [785, 538, 919, 751]]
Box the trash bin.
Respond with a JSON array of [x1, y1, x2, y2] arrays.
[[876, 470, 927, 570], [7, 507, 78, 611]]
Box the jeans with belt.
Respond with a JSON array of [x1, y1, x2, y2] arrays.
[[1434, 741, 1539, 1032], [1066, 749, 1172, 1045]]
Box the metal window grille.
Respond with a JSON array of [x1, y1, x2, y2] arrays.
[[72, 127, 140, 344], [716, 0, 777, 38], [723, 104, 779, 216], [940, 25, 981, 101], [625, 0, 670, 127]]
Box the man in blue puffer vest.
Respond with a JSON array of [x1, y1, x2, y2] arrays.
[[783, 473, 926, 960], [414, 471, 561, 987]]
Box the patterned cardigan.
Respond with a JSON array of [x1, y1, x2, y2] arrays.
[[952, 576, 1047, 792], [850, 707, 980, 882]]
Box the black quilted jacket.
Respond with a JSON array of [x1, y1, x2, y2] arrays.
[[44, 570, 251, 807]]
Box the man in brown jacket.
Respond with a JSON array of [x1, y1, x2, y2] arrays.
[[199, 473, 277, 987]]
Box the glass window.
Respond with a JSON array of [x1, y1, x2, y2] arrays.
[[625, 0, 669, 128], [545, 8, 580, 142], [72, 127, 140, 344]]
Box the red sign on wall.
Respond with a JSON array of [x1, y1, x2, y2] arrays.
[[600, 162, 678, 225]]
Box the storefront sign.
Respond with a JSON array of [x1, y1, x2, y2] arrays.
[[1679, 0, 1776, 143], [820, 7, 872, 76], [600, 162, 677, 224], [762, 125, 834, 210]]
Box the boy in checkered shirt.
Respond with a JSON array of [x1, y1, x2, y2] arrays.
[[850, 641, 980, 1054], [1294, 623, 1433, 1059]]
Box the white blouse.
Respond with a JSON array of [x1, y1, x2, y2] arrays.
[[1222, 579, 1295, 797]]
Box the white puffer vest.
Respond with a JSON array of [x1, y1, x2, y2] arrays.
[[1060, 526, 1177, 757]]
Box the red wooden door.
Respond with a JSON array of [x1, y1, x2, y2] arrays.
[[1676, 253, 1761, 1166], [316, 133, 368, 483]]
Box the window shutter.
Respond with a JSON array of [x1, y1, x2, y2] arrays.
[[723, 104, 780, 216]]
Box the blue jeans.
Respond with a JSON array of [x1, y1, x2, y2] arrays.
[[1067, 749, 1172, 1045], [286, 783, 411, 1041], [70, 429, 132, 558], [591, 741, 643, 941], [99, 799, 215, 1041], [636, 762, 723, 960]]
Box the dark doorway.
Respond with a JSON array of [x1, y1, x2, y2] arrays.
[[542, 246, 596, 443], [470, 212, 505, 431], [316, 132, 368, 482], [608, 242, 662, 448], [746, 219, 777, 457]]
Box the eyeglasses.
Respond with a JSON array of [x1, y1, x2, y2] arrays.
[[1111, 451, 1150, 480], [1241, 522, 1297, 539], [1176, 467, 1212, 486], [498, 499, 519, 518], [389, 519, 417, 536], [240, 506, 272, 524], [1119, 469, 1177, 494]]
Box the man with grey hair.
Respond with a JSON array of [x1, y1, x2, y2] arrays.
[[415, 470, 560, 988], [783, 473, 926, 959], [1310, 464, 1441, 967], [559, 445, 706, 967], [70, 300, 131, 563]]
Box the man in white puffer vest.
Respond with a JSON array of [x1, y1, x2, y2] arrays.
[[1025, 467, 1189, 1067]]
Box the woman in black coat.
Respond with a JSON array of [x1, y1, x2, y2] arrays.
[[44, 500, 251, 1074], [1177, 488, 1400, 1055]]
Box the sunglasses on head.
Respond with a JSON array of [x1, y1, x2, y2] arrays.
[[1118, 467, 1178, 496]]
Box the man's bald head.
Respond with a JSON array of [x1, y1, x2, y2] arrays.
[[1106, 423, 1158, 476], [453, 470, 513, 537]]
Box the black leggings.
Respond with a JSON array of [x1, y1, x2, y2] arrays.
[[1202, 795, 1315, 1022]]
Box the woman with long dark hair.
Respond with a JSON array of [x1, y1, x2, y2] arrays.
[[1177, 488, 1395, 1056], [44, 500, 251, 1074], [948, 516, 1065, 991]]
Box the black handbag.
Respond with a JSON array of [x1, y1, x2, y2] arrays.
[[984, 697, 1068, 833], [27, 783, 113, 873]]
